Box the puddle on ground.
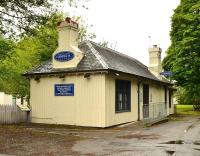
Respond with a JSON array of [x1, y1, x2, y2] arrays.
[[165, 150, 175, 155], [117, 133, 159, 140], [161, 140, 200, 146], [109, 142, 129, 146], [193, 141, 200, 145], [161, 140, 184, 144], [118, 149, 135, 153], [155, 145, 165, 147]]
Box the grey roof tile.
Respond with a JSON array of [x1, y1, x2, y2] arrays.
[[90, 41, 160, 81], [25, 41, 166, 83], [25, 42, 105, 75]]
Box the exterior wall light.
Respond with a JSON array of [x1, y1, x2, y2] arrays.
[[59, 75, 65, 79], [84, 73, 91, 78], [34, 76, 41, 83]]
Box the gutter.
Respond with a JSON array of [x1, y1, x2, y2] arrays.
[[22, 69, 109, 77], [23, 67, 171, 86], [108, 69, 172, 86]]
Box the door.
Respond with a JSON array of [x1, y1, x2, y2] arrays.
[[143, 84, 149, 118]]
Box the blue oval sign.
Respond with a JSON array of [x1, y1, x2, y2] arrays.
[[54, 51, 74, 62]]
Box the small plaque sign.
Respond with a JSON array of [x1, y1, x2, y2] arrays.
[[160, 71, 172, 76], [55, 84, 74, 96], [54, 51, 74, 62]]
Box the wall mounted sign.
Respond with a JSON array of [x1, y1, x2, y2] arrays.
[[55, 84, 74, 96], [54, 51, 74, 62], [160, 71, 172, 76]]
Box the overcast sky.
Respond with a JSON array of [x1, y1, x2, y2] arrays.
[[62, 0, 180, 66]]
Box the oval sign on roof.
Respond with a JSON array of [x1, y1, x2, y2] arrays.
[[54, 51, 74, 62]]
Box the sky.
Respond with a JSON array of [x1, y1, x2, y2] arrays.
[[62, 0, 180, 66]]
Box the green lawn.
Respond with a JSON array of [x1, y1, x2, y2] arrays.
[[176, 105, 200, 115], [176, 105, 194, 110]]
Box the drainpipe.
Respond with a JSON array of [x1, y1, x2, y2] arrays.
[[137, 81, 142, 121]]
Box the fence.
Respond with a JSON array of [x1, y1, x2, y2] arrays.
[[151, 102, 167, 119], [143, 102, 167, 119], [0, 104, 28, 124]]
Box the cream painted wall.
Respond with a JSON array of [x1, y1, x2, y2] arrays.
[[0, 92, 13, 105], [148, 83, 165, 118], [140, 82, 174, 120], [139, 84, 144, 120], [0, 92, 4, 104], [52, 22, 83, 69], [30, 72, 174, 127], [4, 94, 12, 105], [168, 90, 174, 115], [104, 73, 173, 125], [105, 74, 138, 127], [30, 74, 106, 127]]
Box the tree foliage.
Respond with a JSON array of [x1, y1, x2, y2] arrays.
[[0, 0, 87, 37], [0, 36, 14, 61], [0, 0, 61, 37], [0, 14, 61, 98], [162, 0, 200, 109], [67, 16, 96, 43], [0, 13, 96, 100], [0, 0, 96, 101]]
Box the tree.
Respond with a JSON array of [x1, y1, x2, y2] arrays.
[[0, 0, 85, 37], [0, 13, 96, 100], [0, 36, 14, 60], [162, 0, 200, 110], [0, 14, 61, 100]]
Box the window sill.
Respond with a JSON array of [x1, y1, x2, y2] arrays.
[[115, 110, 131, 113]]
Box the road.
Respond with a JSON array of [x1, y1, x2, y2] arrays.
[[0, 115, 199, 156], [73, 115, 200, 156]]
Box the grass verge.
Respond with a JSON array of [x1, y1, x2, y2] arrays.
[[176, 105, 200, 116]]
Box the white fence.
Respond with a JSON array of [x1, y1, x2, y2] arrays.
[[0, 104, 27, 124]]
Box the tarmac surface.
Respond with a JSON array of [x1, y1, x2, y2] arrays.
[[73, 115, 200, 155], [0, 115, 199, 156]]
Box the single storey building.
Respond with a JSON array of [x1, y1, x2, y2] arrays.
[[24, 18, 174, 127]]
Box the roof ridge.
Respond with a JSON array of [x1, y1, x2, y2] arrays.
[[89, 41, 148, 70], [86, 41, 109, 69]]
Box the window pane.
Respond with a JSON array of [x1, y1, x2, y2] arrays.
[[115, 80, 131, 112]]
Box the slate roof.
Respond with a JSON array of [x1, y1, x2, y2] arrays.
[[24, 41, 168, 83]]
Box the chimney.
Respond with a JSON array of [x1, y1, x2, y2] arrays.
[[52, 17, 83, 69], [148, 45, 162, 79]]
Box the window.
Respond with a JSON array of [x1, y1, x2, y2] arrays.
[[169, 91, 172, 108], [115, 80, 131, 112]]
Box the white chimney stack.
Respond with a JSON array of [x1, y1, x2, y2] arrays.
[[148, 45, 162, 79], [52, 17, 83, 69]]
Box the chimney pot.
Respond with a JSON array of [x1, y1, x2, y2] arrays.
[[57, 21, 62, 26], [57, 17, 79, 30], [65, 17, 71, 23], [153, 45, 157, 48]]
